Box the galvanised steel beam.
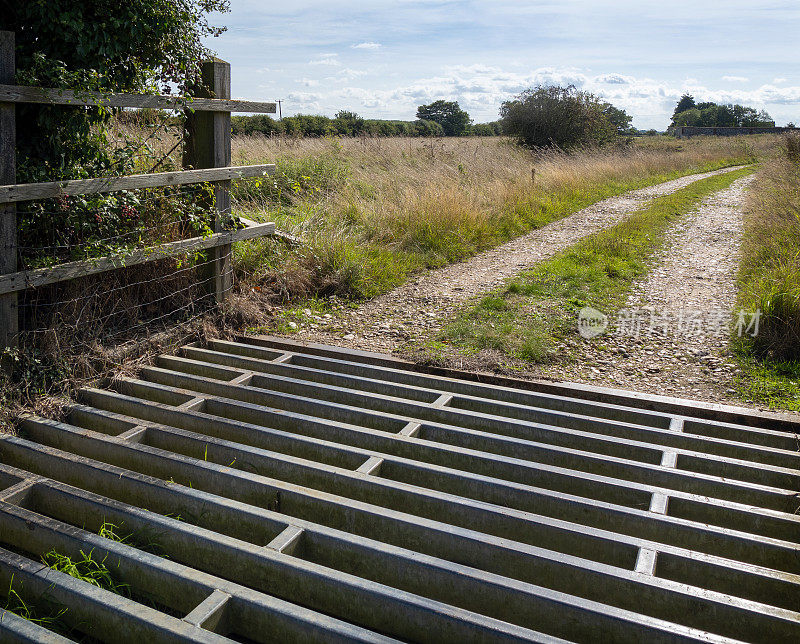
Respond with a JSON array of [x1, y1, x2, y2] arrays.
[[0, 336, 797, 642], [236, 335, 800, 432], [0, 441, 793, 644]]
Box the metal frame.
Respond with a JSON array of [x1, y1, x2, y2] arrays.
[[0, 336, 797, 642]]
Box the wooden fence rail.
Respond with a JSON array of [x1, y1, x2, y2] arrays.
[[0, 164, 275, 204], [0, 84, 276, 113], [0, 31, 279, 350], [0, 221, 276, 297]]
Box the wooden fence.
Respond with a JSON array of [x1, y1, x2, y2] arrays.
[[0, 31, 279, 350]]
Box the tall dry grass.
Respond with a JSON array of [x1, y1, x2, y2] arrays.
[[231, 134, 772, 300], [738, 133, 800, 359]]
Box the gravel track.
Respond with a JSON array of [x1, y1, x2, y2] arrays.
[[538, 173, 755, 404], [292, 166, 747, 358]]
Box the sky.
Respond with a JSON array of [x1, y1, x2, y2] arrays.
[[205, 1, 800, 130]]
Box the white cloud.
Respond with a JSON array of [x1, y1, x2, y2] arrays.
[[328, 68, 370, 82], [308, 53, 340, 66], [596, 73, 633, 85], [220, 0, 800, 128], [722, 75, 749, 82], [279, 65, 800, 128]]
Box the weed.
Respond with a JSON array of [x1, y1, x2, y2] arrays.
[[734, 138, 800, 409], [97, 522, 131, 544], [98, 521, 169, 559], [2, 547, 127, 641], [737, 144, 800, 361], [3, 574, 68, 630], [42, 549, 129, 596]]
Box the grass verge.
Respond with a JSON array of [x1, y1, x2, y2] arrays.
[[732, 357, 800, 412], [232, 136, 768, 304], [733, 134, 800, 410], [428, 166, 754, 367]]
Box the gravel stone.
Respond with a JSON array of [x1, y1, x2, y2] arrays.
[[279, 167, 794, 412]]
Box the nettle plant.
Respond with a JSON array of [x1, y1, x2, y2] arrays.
[[5, 0, 230, 263]]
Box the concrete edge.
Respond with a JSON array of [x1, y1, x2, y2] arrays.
[[238, 334, 800, 433]]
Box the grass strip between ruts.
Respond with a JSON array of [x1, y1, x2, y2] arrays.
[[435, 165, 755, 365]]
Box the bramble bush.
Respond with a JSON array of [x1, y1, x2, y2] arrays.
[[500, 85, 619, 150], [3, 0, 230, 260]]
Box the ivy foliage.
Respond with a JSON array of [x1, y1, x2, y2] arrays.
[[2, 0, 230, 182], [1, 1, 229, 261]]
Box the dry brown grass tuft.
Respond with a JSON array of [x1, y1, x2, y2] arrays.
[[233, 134, 768, 201], [0, 278, 276, 434], [231, 134, 772, 301]]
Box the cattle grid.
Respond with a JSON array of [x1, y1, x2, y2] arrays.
[[0, 335, 798, 642]]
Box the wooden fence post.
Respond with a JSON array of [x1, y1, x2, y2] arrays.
[[184, 58, 232, 303], [0, 31, 17, 349]]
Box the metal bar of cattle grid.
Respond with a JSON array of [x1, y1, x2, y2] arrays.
[[0, 336, 797, 643]]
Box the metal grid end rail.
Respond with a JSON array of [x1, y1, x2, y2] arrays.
[[0, 335, 798, 643]]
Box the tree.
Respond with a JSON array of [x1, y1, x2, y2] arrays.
[[756, 109, 775, 127], [281, 114, 335, 137], [601, 103, 633, 134], [670, 97, 775, 129], [713, 104, 737, 127], [499, 85, 616, 149], [416, 100, 471, 136], [333, 110, 365, 136], [231, 114, 282, 136], [672, 94, 696, 119], [412, 119, 445, 137], [2, 1, 231, 271], [470, 122, 501, 136], [672, 108, 702, 127]]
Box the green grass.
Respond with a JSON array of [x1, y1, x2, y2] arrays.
[[731, 140, 800, 411], [3, 574, 69, 632], [732, 354, 800, 412], [437, 166, 755, 363], [42, 548, 130, 595], [233, 151, 756, 304]]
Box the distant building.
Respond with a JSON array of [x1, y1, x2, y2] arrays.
[[673, 126, 793, 139]]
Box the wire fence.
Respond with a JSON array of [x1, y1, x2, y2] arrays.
[[4, 212, 232, 417], [0, 40, 283, 430], [15, 186, 228, 337], [7, 92, 237, 348]]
